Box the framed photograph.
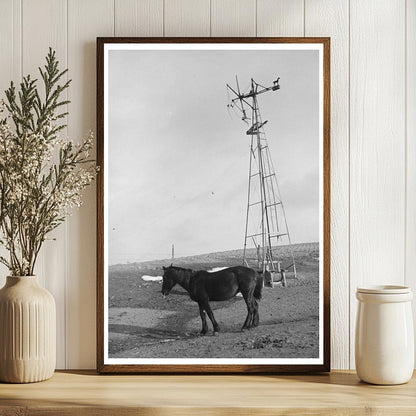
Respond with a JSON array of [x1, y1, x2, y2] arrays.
[[97, 37, 330, 373]]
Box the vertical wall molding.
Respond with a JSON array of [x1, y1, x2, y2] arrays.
[[405, 0, 416, 364], [349, 0, 406, 368], [164, 0, 210, 37], [0, 0, 21, 94], [67, 0, 114, 370], [0, 0, 22, 288], [257, 0, 304, 36], [21, 0, 68, 369], [115, 0, 163, 37], [211, 0, 256, 37], [305, 0, 350, 370]]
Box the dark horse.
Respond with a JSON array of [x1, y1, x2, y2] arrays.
[[161, 265, 263, 334]]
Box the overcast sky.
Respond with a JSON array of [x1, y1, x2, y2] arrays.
[[108, 48, 319, 265]]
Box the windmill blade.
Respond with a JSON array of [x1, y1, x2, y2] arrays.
[[236, 75, 241, 96], [235, 75, 250, 122]]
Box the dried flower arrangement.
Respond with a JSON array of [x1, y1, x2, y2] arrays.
[[0, 48, 96, 276]]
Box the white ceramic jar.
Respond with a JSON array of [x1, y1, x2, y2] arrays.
[[355, 285, 414, 385]]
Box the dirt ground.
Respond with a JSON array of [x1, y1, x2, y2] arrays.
[[108, 243, 320, 359]]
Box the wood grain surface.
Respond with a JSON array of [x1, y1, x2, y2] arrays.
[[0, 371, 415, 415]]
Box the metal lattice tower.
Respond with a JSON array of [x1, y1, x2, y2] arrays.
[[227, 76, 296, 286]]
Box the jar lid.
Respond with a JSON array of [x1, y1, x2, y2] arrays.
[[357, 285, 411, 294]]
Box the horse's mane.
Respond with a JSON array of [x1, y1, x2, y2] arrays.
[[168, 265, 195, 273], [166, 265, 198, 281]]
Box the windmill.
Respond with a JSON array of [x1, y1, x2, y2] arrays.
[[227, 76, 296, 287]]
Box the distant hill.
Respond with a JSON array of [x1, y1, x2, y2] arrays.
[[109, 242, 319, 276]]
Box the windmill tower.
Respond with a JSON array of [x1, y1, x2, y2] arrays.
[[227, 76, 296, 287]]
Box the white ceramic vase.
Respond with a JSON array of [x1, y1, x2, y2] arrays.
[[0, 276, 56, 383], [355, 285, 414, 385]]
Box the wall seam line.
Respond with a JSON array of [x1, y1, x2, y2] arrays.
[[20, 0, 23, 80], [404, 0, 407, 287], [12, 0, 15, 79], [303, 0, 305, 37], [65, 0, 69, 370], [348, 0, 352, 370], [209, 0, 212, 37]]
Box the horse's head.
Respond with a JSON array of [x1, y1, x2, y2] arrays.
[[161, 265, 176, 297]]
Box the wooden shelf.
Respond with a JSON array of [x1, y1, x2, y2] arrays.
[[0, 370, 415, 415]]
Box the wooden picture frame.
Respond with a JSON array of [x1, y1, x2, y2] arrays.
[[97, 37, 330, 374]]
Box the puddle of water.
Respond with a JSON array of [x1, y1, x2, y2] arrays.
[[109, 307, 175, 328]]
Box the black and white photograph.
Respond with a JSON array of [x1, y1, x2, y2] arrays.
[[98, 39, 330, 372]]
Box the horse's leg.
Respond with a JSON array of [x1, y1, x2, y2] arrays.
[[241, 290, 255, 330], [203, 301, 220, 333], [198, 302, 208, 335], [242, 307, 251, 329], [241, 299, 253, 330], [248, 300, 256, 327], [251, 300, 259, 327]]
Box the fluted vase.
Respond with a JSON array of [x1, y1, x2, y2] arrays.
[[0, 276, 56, 383]]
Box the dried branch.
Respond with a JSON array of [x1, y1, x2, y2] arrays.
[[0, 49, 96, 276]]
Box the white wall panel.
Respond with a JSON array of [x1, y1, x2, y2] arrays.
[[115, 0, 163, 37], [349, 0, 406, 368], [257, 0, 304, 36], [67, 0, 114, 370], [165, 0, 210, 37], [0, 0, 21, 96], [211, 0, 256, 37], [406, 0, 416, 364], [305, 0, 350, 370], [0, 0, 21, 288], [22, 0, 68, 369]]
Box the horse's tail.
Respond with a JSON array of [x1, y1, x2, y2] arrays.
[[254, 271, 263, 300]]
